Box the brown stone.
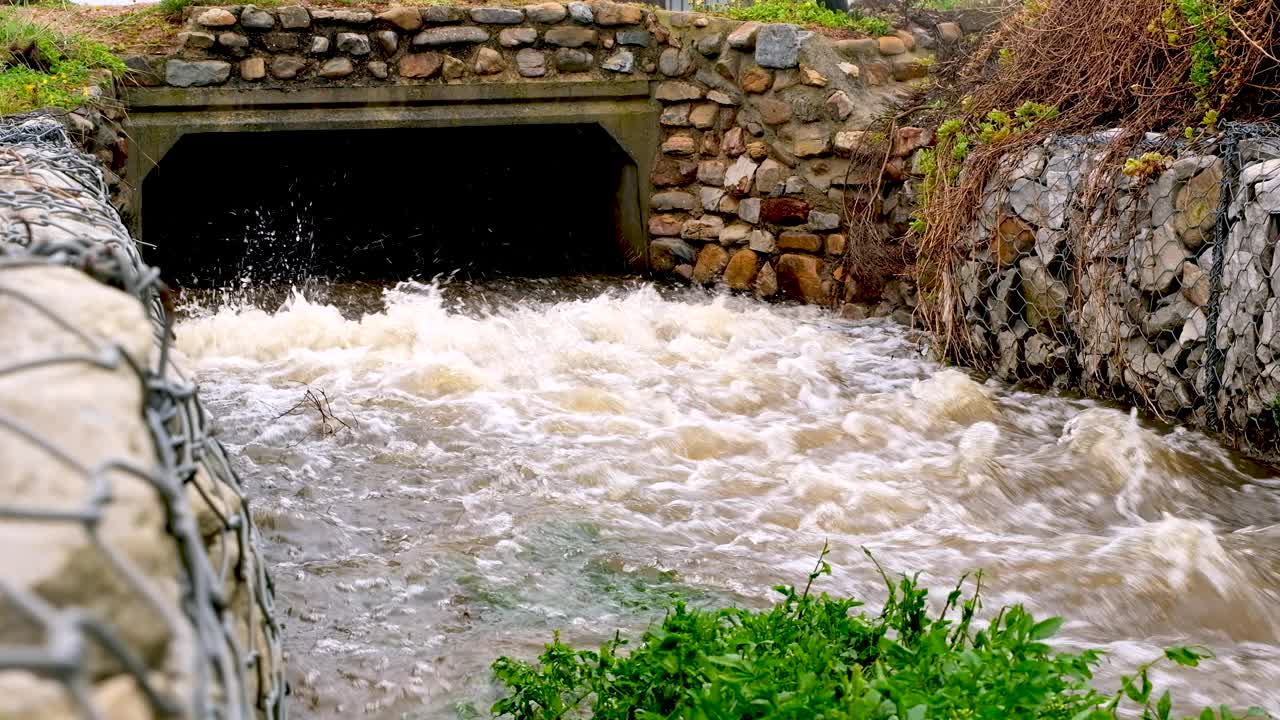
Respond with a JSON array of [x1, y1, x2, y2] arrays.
[[661, 104, 692, 127], [938, 22, 962, 43], [746, 141, 769, 162], [689, 103, 719, 129], [878, 36, 906, 55], [754, 98, 791, 125], [655, 81, 703, 102], [895, 29, 916, 52], [724, 249, 760, 290], [649, 214, 685, 236], [399, 52, 443, 78], [994, 215, 1035, 265], [777, 231, 822, 252], [698, 160, 727, 186], [825, 233, 846, 255], [443, 54, 466, 80], [378, 6, 423, 31], [724, 127, 747, 157], [683, 216, 725, 241], [798, 65, 827, 87], [825, 91, 854, 121], [263, 32, 300, 51], [593, 1, 643, 26], [239, 57, 266, 81], [792, 126, 830, 158], [318, 57, 354, 78], [651, 191, 696, 211], [700, 131, 720, 156], [651, 158, 697, 186], [526, 2, 568, 23], [269, 56, 306, 79], [474, 47, 506, 74], [544, 26, 597, 47], [776, 254, 827, 303], [1181, 261, 1211, 306], [692, 244, 731, 284], [196, 8, 237, 27], [863, 61, 892, 86], [891, 127, 931, 157], [761, 198, 810, 225], [662, 134, 697, 156], [740, 65, 772, 93], [755, 261, 778, 297]]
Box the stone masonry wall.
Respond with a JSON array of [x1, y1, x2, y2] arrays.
[[125, 2, 976, 305], [952, 130, 1280, 450]]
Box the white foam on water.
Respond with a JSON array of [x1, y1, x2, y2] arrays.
[[177, 281, 1280, 718]]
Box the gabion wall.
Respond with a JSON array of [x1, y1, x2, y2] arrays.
[[954, 123, 1280, 453], [0, 116, 285, 719]]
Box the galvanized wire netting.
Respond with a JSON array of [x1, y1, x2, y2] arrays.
[[0, 115, 285, 719], [951, 122, 1280, 455]]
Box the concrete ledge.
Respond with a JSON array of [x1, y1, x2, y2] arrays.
[[125, 80, 654, 111]]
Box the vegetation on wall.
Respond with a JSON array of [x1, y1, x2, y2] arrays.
[[488, 549, 1265, 719], [837, 0, 1279, 354], [709, 0, 892, 35]]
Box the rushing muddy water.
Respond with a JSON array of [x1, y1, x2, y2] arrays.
[[174, 278, 1280, 718]]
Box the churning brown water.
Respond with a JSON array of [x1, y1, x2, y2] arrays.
[[174, 278, 1280, 718]]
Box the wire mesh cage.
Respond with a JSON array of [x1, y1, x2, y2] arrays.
[[0, 115, 285, 719], [948, 122, 1280, 456]]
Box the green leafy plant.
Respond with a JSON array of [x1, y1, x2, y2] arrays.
[[0, 10, 124, 115], [1123, 151, 1172, 180], [712, 0, 892, 35], [489, 546, 1265, 720], [1158, 0, 1232, 103]]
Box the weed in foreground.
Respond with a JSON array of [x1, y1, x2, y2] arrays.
[[0, 9, 124, 115], [489, 546, 1268, 720]]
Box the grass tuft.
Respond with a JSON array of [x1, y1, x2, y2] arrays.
[[708, 0, 893, 35]]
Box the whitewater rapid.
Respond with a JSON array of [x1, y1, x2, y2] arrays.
[[174, 279, 1280, 718]]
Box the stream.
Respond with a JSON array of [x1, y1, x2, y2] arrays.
[[174, 277, 1280, 718]]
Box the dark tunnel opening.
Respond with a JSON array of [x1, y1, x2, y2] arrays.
[[141, 124, 638, 288]]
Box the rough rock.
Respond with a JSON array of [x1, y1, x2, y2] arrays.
[[318, 57, 354, 78], [720, 221, 752, 245], [195, 8, 237, 27], [309, 36, 330, 53], [593, 1, 642, 26], [748, 228, 775, 253], [422, 5, 465, 24], [650, 237, 696, 272], [754, 97, 792, 125], [754, 158, 786, 195], [724, 249, 761, 289], [658, 47, 693, 77], [696, 33, 723, 57], [755, 23, 800, 69], [689, 103, 719, 129], [825, 91, 853, 121], [738, 197, 762, 224], [808, 210, 839, 231], [777, 231, 821, 252], [792, 126, 830, 158], [825, 233, 846, 255], [601, 49, 635, 73], [374, 30, 399, 54], [617, 30, 650, 47], [368, 60, 388, 78], [1019, 255, 1068, 330], [312, 9, 374, 23], [649, 214, 685, 236], [878, 36, 906, 55], [239, 57, 266, 81], [698, 160, 727, 186], [651, 191, 696, 211], [727, 22, 760, 49], [756, 262, 778, 297], [682, 216, 725, 241], [240, 5, 275, 29], [470, 6, 524, 24], [701, 187, 726, 212], [662, 135, 696, 156], [554, 48, 592, 72], [567, 1, 593, 23], [652, 158, 698, 186], [761, 198, 810, 224], [526, 2, 569, 23], [336, 32, 371, 56], [180, 31, 216, 49], [546, 27, 599, 50], [413, 26, 491, 46], [377, 6, 422, 31], [399, 52, 443, 78], [1127, 225, 1187, 293], [474, 47, 506, 74], [739, 65, 772, 93], [693, 244, 731, 284], [776, 254, 827, 302], [444, 54, 465, 80], [512, 48, 545, 76], [270, 55, 306, 79], [1181, 261, 1210, 306], [166, 60, 231, 87], [723, 127, 747, 157]]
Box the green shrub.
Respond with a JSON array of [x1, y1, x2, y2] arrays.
[[712, 0, 892, 35], [157, 0, 195, 17], [490, 548, 1265, 720], [0, 11, 125, 115]]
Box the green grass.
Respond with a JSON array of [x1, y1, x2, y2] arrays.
[[712, 0, 893, 35], [488, 547, 1267, 720], [0, 10, 125, 115]]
